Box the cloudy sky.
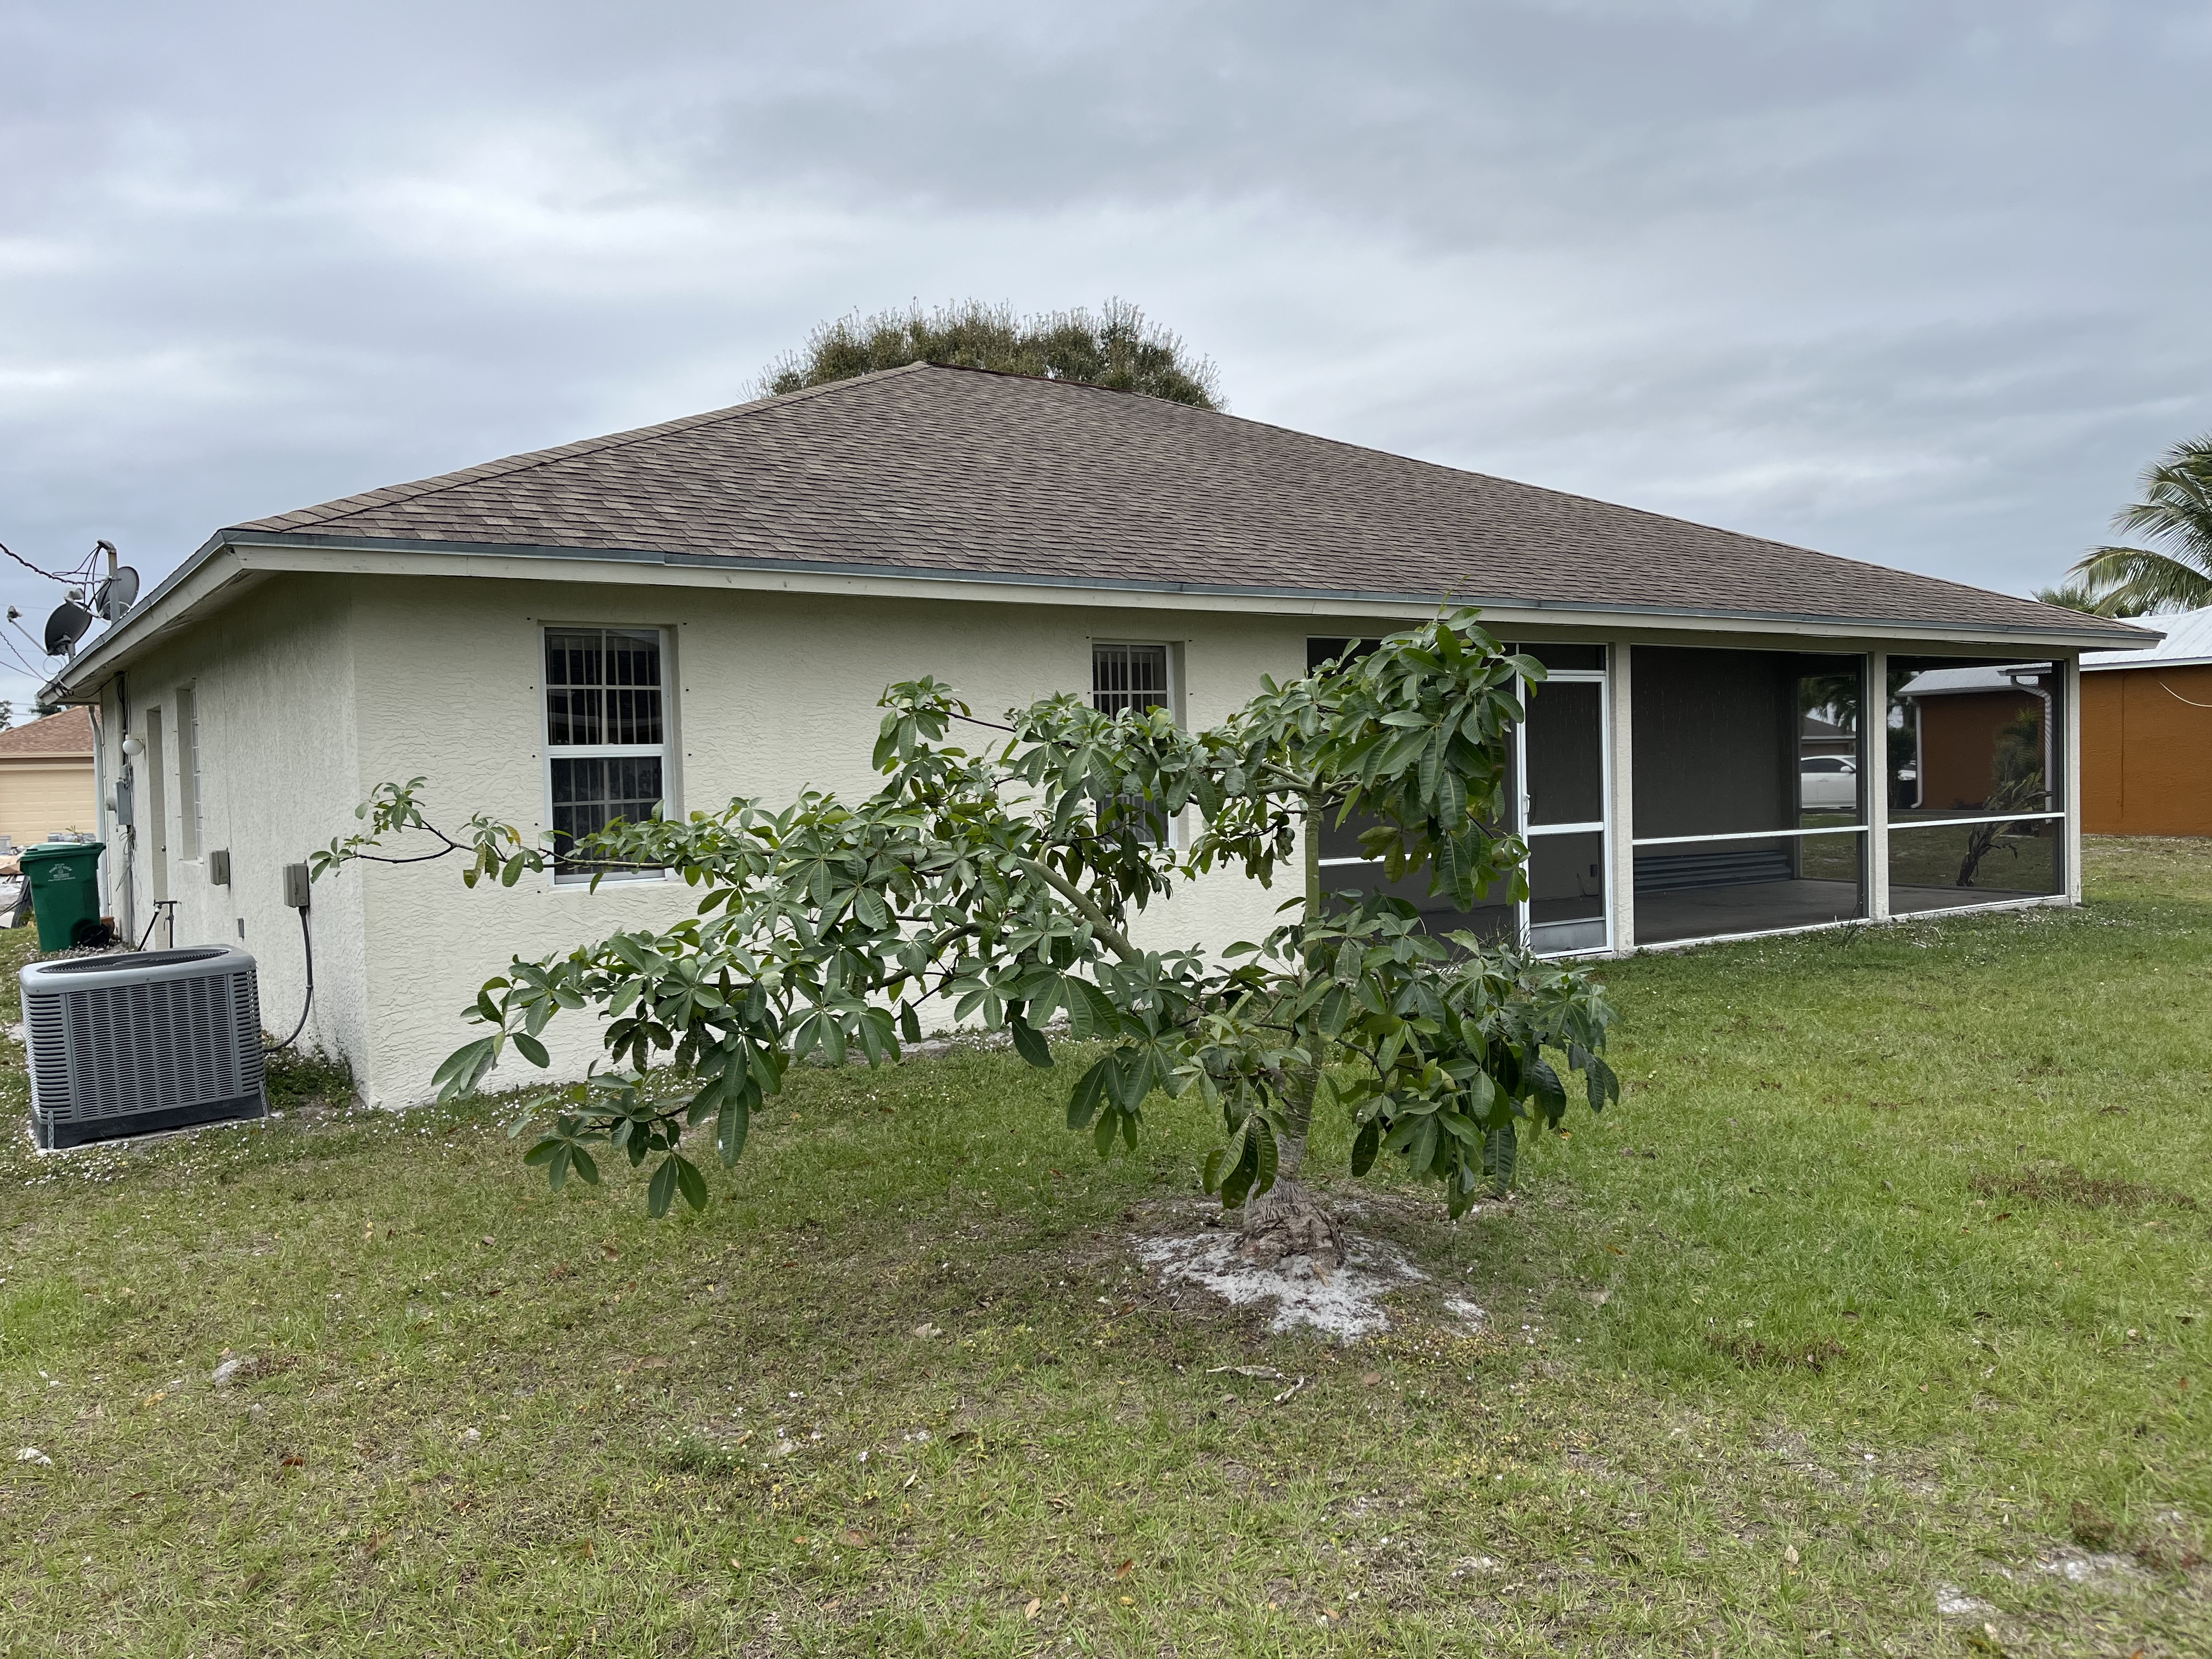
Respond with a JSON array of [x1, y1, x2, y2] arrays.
[[2, 1, 2207, 709]]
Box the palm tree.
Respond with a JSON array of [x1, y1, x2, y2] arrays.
[[2032, 580, 2155, 618], [2066, 435, 2212, 613]]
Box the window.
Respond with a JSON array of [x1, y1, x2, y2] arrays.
[[1091, 642, 1173, 842], [175, 687, 202, 861], [544, 627, 669, 881], [1091, 642, 1170, 717]]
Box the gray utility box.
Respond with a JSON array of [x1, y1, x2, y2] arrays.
[[21, 946, 266, 1149]]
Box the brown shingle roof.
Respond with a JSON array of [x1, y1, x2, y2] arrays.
[[0, 705, 92, 757], [234, 363, 2145, 642]]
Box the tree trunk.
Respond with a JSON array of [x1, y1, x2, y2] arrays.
[[1236, 795, 1347, 1272]]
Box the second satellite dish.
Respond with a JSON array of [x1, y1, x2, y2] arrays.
[[43, 598, 93, 657], [93, 566, 139, 622]]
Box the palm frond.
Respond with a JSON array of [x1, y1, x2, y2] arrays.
[[2065, 435, 2212, 614]]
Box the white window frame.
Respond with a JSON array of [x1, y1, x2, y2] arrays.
[[1090, 639, 1183, 847], [175, 685, 202, 862], [540, 624, 675, 887]]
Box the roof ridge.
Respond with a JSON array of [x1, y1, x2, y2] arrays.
[[230, 364, 937, 533]]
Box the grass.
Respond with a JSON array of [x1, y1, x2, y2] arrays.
[[2, 838, 2207, 1656]]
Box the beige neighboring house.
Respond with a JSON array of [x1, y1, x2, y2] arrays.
[[36, 364, 2153, 1107], [0, 706, 97, 849]]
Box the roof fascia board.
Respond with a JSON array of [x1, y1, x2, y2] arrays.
[[48, 528, 2151, 693], [2081, 655, 2212, 673], [226, 532, 2149, 651], [42, 541, 253, 700]]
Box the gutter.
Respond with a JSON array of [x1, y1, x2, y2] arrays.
[[44, 527, 2163, 698]]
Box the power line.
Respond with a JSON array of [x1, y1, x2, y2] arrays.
[[0, 539, 89, 587]]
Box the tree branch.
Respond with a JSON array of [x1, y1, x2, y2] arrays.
[[1016, 857, 1144, 964]]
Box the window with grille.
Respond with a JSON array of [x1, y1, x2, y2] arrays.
[[544, 627, 669, 881], [1091, 642, 1170, 718], [1090, 642, 1173, 842]]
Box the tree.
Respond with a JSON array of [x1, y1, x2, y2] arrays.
[[318, 613, 1617, 1266], [761, 298, 1223, 410], [2064, 435, 2212, 614], [2032, 580, 2154, 619]]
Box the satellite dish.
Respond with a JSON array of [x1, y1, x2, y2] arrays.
[[93, 566, 139, 621], [43, 597, 93, 657]]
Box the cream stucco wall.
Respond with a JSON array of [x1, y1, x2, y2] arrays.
[[335, 575, 1325, 1105], [98, 580, 373, 1075]]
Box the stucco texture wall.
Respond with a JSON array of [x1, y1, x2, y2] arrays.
[[100, 580, 371, 1077], [2081, 664, 2212, 836], [337, 577, 1322, 1107]]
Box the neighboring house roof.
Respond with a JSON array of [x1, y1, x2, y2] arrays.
[[1897, 665, 2056, 699], [225, 364, 2147, 644], [0, 706, 93, 758], [2081, 606, 2212, 672]]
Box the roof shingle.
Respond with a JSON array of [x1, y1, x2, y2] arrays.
[[234, 363, 2146, 642], [0, 706, 93, 757]]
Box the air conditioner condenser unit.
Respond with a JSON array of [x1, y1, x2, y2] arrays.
[[21, 946, 267, 1149]]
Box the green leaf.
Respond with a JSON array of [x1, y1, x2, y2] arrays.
[[716, 1098, 750, 1165], [1484, 1124, 1518, 1193], [673, 1154, 709, 1212], [1063, 978, 1121, 1041], [646, 1156, 681, 1218], [431, 1037, 499, 1101], [1007, 1012, 1054, 1070], [1350, 1118, 1381, 1177], [570, 1146, 600, 1186], [512, 1032, 551, 1069], [1068, 1057, 1113, 1130], [1251, 1113, 1279, 1197], [900, 1002, 923, 1044]]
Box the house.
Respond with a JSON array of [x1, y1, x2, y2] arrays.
[[39, 364, 2153, 1106], [0, 706, 97, 849], [2078, 606, 2212, 835], [1893, 664, 2058, 812]]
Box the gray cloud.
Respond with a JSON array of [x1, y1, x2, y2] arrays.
[[2, 0, 2207, 704]]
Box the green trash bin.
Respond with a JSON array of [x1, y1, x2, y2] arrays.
[[21, 840, 108, 952]]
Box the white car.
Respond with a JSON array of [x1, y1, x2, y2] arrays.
[[1799, 756, 1859, 810]]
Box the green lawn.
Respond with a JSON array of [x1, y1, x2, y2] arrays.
[[2, 839, 2207, 1656]]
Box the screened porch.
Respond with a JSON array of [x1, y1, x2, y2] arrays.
[[1307, 637, 2074, 956]]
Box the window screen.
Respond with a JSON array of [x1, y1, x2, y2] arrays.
[[1887, 659, 2062, 913], [545, 628, 667, 878]]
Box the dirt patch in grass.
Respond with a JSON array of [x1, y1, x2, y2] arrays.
[[1971, 1165, 2199, 1210], [1704, 1333, 1848, 1373], [2072, 1500, 2209, 1573]]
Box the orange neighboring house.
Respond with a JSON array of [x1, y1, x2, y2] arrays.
[[1896, 664, 2057, 811], [2080, 606, 2212, 836], [0, 706, 98, 848]]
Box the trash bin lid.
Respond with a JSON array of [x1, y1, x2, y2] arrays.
[[19, 841, 105, 863]]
